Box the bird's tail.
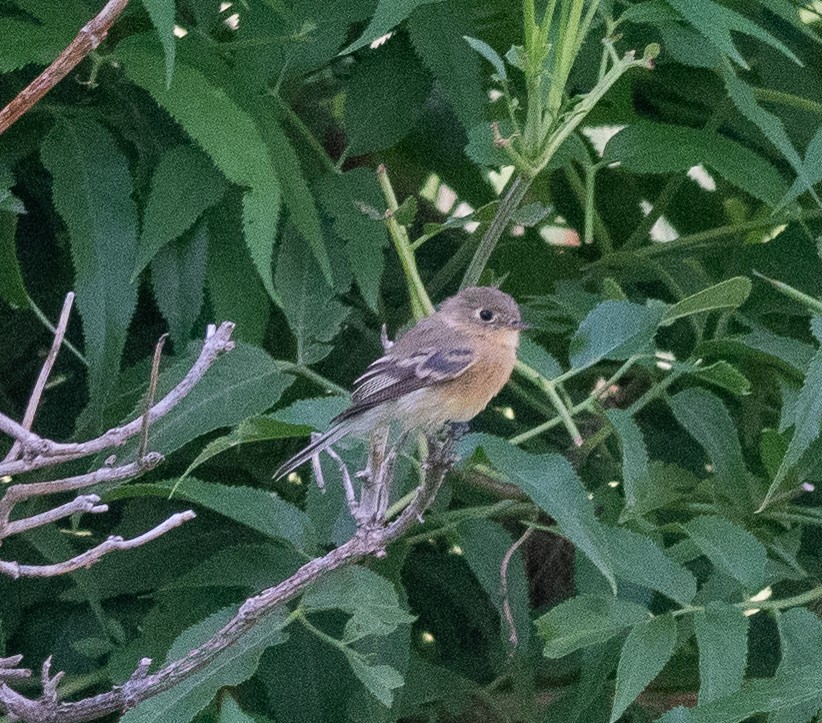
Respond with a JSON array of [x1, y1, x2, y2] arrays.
[[274, 423, 348, 480]]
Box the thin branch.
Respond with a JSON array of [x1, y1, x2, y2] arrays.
[[0, 0, 130, 135], [2, 494, 108, 538], [500, 527, 533, 653], [0, 322, 235, 476], [0, 428, 458, 723], [0, 511, 195, 580], [3, 292, 75, 463], [139, 334, 167, 460]]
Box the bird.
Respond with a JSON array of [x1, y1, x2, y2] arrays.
[[274, 286, 526, 480]]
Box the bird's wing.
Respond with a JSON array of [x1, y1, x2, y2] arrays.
[[332, 346, 477, 423]]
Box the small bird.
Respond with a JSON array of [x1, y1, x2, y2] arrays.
[[275, 286, 526, 479]]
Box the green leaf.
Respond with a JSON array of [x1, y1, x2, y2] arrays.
[[121, 607, 288, 723], [569, 301, 666, 371], [694, 601, 749, 704], [183, 415, 312, 478], [141, 0, 176, 87], [683, 516, 767, 593], [407, 0, 486, 130], [0, 211, 28, 309], [275, 225, 348, 365], [665, 0, 802, 69], [116, 341, 294, 459], [606, 409, 649, 508], [605, 123, 789, 206], [610, 615, 677, 722], [518, 337, 563, 378], [660, 278, 752, 326], [781, 128, 822, 207], [110, 477, 317, 552], [117, 34, 281, 301], [473, 435, 617, 594], [762, 317, 822, 508], [315, 169, 387, 310], [769, 608, 822, 723], [603, 526, 697, 606], [150, 223, 208, 349], [344, 652, 405, 707], [134, 145, 226, 279], [721, 68, 817, 205], [536, 595, 649, 658], [344, 36, 432, 155], [394, 196, 418, 227], [668, 388, 749, 496], [205, 202, 270, 345], [41, 117, 139, 428], [693, 362, 751, 396], [342, 0, 443, 53], [218, 695, 257, 723], [463, 35, 506, 80], [302, 567, 415, 642]]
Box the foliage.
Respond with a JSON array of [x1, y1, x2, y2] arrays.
[[1, 0, 822, 721]]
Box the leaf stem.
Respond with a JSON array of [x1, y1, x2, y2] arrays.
[[377, 165, 434, 319]]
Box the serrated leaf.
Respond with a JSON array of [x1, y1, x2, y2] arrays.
[[536, 595, 649, 658], [150, 222, 208, 349], [606, 409, 649, 508], [407, 2, 485, 130], [205, 202, 270, 344], [693, 362, 751, 396], [125, 477, 317, 552], [41, 117, 139, 429], [345, 36, 432, 155], [605, 123, 789, 206], [603, 526, 697, 606], [683, 516, 767, 593], [141, 0, 176, 86], [518, 337, 562, 378], [394, 195, 418, 227], [762, 317, 822, 508], [134, 145, 226, 279], [0, 211, 28, 309], [769, 608, 822, 723], [694, 601, 749, 704], [114, 341, 294, 460], [315, 169, 386, 310], [463, 35, 506, 80], [117, 34, 281, 301], [275, 224, 348, 365], [666, 0, 802, 69], [511, 202, 552, 227], [661, 278, 752, 326], [668, 388, 749, 498], [465, 119, 515, 168], [781, 128, 822, 207], [342, 0, 442, 53], [302, 567, 415, 642], [183, 415, 312, 479], [611, 615, 677, 722], [344, 652, 404, 707], [569, 300, 666, 371], [474, 435, 617, 592], [121, 607, 288, 723]]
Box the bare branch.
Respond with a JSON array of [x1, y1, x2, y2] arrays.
[[3, 293, 75, 464], [2, 494, 108, 538], [0, 511, 195, 580], [0, 656, 30, 682], [0, 428, 459, 723], [0, 0, 130, 135], [139, 334, 167, 460], [0, 321, 235, 476]]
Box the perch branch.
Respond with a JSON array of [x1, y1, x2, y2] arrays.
[[0, 0, 131, 135], [0, 428, 458, 722], [0, 321, 236, 477]]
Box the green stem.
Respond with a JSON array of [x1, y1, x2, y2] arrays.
[[754, 87, 822, 117], [377, 165, 434, 319], [28, 295, 87, 366], [276, 361, 349, 396], [276, 96, 339, 175], [672, 584, 822, 618], [461, 174, 532, 289], [515, 361, 583, 446]]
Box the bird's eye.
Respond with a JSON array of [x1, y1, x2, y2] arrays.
[[478, 308, 495, 322]]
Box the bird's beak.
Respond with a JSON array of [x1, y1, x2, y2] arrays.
[[509, 320, 530, 330]]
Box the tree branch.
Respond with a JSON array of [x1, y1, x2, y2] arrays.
[[0, 428, 458, 722], [0, 0, 131, 135]]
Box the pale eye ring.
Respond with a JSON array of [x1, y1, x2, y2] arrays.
[[478, 308, 495, 322]]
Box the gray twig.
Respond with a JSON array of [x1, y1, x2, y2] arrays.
[[3, 292, 75, 464], [138, 333, 167, 460]]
